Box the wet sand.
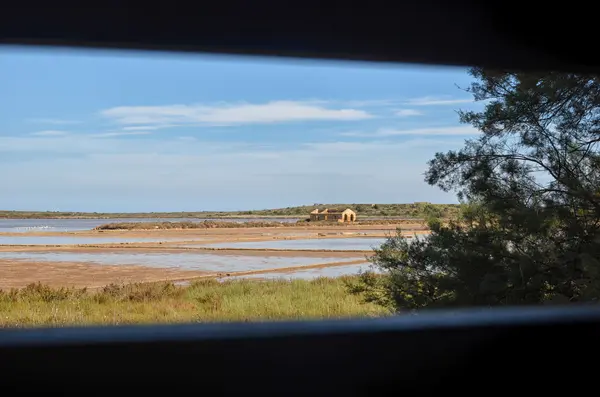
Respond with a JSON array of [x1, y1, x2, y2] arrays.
[[0, 259, 208, 289], [0, 223, 423, 288], [0, 246, 368, 257], [0, 258, 368, 289], [0, 226, 427, 248], [0, 222, 426, 239]]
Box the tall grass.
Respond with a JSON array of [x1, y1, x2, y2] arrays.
[[0, 277, 391, 327]]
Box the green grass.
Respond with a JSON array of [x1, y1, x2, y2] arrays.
[[0, 203, 459, 219], [0, 277, 391, 328]]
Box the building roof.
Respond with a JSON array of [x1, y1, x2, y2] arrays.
[[310, 208, 355, 214]]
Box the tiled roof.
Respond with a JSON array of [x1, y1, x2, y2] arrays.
[[311, 208, 355, 214]]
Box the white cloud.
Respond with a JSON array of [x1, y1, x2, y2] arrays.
[[122, 125, 169, 131], [377, 126, 478, 136], [28, 118, 80, 125], [341, 126, 478, 137], [101, 101, 374, 126], [335, 99, 399, 107], [302, 139, 460, 153], [89, 131, 152, 138], [289, 99, 399, 108], [395, 109, 423, 117], [0, 134, 461, 210], [30, 130, 69, 137], [406, 96, 474, 106], [29, 130, 153, 139]]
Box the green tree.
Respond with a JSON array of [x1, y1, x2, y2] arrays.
[[358, 69, 600, 310]]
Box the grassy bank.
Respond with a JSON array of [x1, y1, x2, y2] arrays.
[[94, 219, 427, 230], [0, 203, 459, 219], [0, 277, 390, 327]]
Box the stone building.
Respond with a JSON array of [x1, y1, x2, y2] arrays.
[[309, 208, 356, 222]]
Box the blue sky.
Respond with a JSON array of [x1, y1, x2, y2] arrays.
[[0, 46, 483, 212]]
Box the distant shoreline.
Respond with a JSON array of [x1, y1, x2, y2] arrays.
[[0, 203, 459, 220], [0, 215, 424, 220], [0, 214, 303, 220]]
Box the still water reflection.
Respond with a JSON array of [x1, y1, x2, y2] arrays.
[[222, 263, 378, 280], [0, 236, 184, 245], [0, 218, 301, 233]]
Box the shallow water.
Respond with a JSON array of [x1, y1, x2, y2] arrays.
[[0, 251, 354, 272], [0, 236, 184, 245], [222, 263, 380, 280], [0, 217, 300, 233], [195, 237, 387, 251]]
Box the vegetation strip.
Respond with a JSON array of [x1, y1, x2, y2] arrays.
[[93, 219, 426, 230], [0, 203, 458, 219], [0, 276, 389, 327]]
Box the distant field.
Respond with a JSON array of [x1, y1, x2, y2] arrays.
[[0, 203, 459, 220], [0, 278, 390, 327]]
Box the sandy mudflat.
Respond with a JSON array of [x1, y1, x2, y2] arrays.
[[0, 222, 426, 238], [0, 259, 208, 289], [0, 246, 367, 257], [0, 257, 368, 289], [0, 223, 422, 288]]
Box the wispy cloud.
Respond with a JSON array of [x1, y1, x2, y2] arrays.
[[295, 99, 399, 108], [0, 134, 462, 209], [29, 130, 152, 139], [405, 96, 473, 106], [377, 126, 478, 136], [302, 139, 453, 153], [336, 99, 399, 107], [122, 125, 169, 131], [101, 101, 374, 126], [89, 131, 152, 138], [395, 109, 423, 117], [340, 126, 478, 137], [28, 118, 80, 125], [30, 130, 69, 137]]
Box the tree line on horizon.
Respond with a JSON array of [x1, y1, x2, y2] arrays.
[[0, 203, 460, 219]]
